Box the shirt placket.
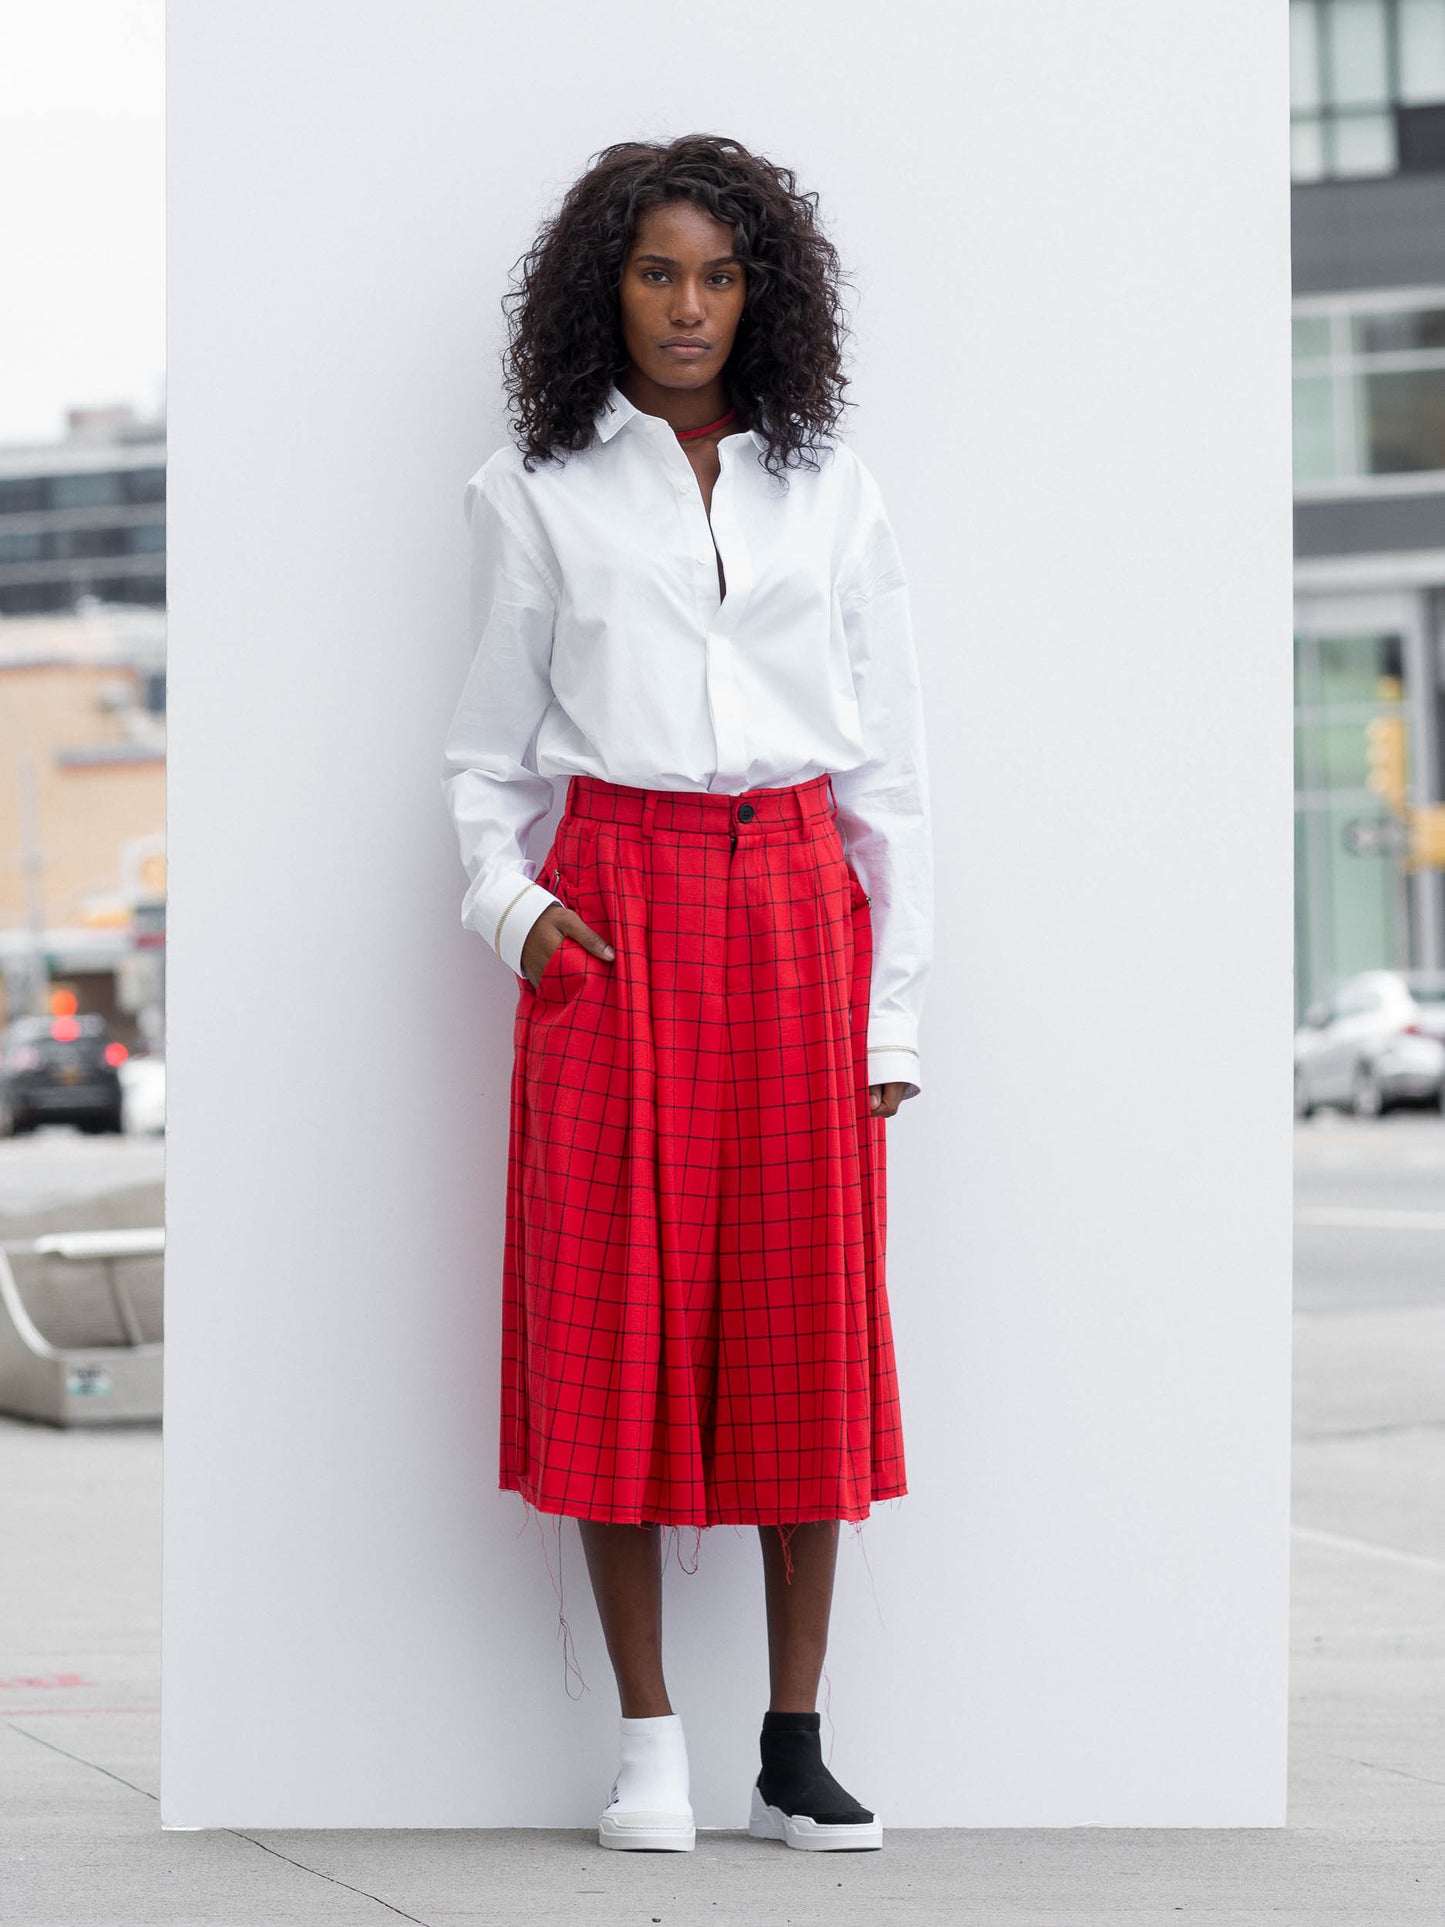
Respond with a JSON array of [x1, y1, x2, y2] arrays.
[[662, 431, 753, 791]]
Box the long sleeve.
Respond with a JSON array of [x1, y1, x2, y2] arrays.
[[832, 469, 934, 1100], [441, 472, 563, 978]]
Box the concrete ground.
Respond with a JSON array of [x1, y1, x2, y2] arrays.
[[3, 1118, 1443, 1924]]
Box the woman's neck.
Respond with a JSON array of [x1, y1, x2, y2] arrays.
[[616, 370, 741, 438]]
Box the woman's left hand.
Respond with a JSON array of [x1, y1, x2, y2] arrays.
[[869, 1082, 909, 1118]]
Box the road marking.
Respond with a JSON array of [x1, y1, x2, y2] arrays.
[[3, 1705, 160, 1716], [1295, 1206, 1445, 1230], [1293, 1525, 1445, 1573]]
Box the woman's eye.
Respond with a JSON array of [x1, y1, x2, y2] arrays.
[[637, 269, 735, 287]]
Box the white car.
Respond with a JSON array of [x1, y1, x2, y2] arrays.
[[119, 1054, 166, 1135], [1294, 970, 1445, 1118]]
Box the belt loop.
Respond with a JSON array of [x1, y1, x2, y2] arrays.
[[641, 791, 657, 841], [791, 782, 809, 840]]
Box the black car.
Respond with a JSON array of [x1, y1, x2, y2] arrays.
[[0, 1013, 127, 1135]]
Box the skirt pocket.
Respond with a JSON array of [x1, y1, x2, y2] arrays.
[[528, 818, 593, 1009]]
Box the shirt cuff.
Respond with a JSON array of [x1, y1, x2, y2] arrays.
[[866, 1043, 922, 1101], [488, 879, 562, 979]]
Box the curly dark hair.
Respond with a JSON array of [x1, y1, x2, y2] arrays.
[[501, 133, 852, 477]]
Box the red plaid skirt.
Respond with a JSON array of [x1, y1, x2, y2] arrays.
[[500, 770, 906, 1528]]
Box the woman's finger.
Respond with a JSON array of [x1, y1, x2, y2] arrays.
[[522, 906, 616, 986], [562, 911, 615, 962], [869, 1082, 906, 1118]]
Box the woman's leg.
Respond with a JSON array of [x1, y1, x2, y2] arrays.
[[757, 1521, 840, 1711], [578, 1520, 672, 1717], [751, 1520, 879, 1844]]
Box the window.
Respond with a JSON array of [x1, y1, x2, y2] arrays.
[[1293, 291, 1445, 483], [52, 526, 129, 560], [1294, 629, 1412, 1013], [50, 470, 123, 510], [0, 477, 48, 514], [1337, 984, 1385, 1013], [0, 530, 46, 564], [1292, 0, 1445, 180], [122, 467, 166, 505]]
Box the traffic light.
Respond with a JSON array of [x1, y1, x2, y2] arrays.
[[1365, 713, 1408, 816], [1408, 804, 1445, 872]]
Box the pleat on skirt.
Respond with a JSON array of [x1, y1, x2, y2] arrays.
[[499, 769, 906, 1528]]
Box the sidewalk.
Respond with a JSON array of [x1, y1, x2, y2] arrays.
[[4, 1153, 1442, 1923]]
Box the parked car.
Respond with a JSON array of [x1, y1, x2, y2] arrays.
[[1294, 970, 1445, 1118], [0, 1013, 128, 1135], [119, 1053, 165, 1135]]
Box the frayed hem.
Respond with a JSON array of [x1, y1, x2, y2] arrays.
[[498, 1479, 907, 1531]]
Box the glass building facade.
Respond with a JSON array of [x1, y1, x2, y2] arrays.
[[1292, 2, 1445, 1019], [0, 434, 166, 616], [1292, 0, 1445, 183]]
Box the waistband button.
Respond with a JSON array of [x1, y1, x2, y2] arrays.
[[736, 802, 756, 822]]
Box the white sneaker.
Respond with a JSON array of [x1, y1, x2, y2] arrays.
[[598, 1712, 695, 1852]]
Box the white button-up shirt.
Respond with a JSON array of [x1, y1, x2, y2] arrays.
[[441, 382, 933, 1098]]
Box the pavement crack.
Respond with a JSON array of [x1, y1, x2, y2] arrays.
[[4, 1720, 433, 1925], [1346, 1756, 1445, 1790], [225, 1832, 435, 1924], [4, 1717, 158, 1801]]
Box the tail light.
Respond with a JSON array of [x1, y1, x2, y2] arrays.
[[103, 1042, 128, 1067], [6, 1047, 42, 1073], [50, 1016, 80, 1042]]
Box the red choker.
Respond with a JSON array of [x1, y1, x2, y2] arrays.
[[675, 407, 738, 442]]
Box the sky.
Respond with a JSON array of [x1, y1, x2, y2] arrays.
[[0, 0, 164, 445]]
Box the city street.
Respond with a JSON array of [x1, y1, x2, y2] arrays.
[[0, 1126, 163, 1217], [2, 1119, 1441, 1924]]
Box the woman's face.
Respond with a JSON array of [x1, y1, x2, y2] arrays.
[[618, 199, 747, 395]]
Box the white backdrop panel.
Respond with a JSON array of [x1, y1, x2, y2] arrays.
[[162, 0, 1293, 1827]]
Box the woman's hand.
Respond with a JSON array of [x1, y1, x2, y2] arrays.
[[869, 1082, 909, 1118], [522, 905, 616, 988]]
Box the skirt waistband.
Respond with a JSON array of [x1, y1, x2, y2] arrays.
[[562, 771, 837, 840]]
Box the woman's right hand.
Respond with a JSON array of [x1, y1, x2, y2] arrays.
[[522, 905, 616, 988]]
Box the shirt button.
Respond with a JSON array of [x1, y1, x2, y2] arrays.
[[694, 552, 710, 566]]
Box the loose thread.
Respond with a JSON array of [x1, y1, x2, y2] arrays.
[[820, 1522, 840, 1766], [517, 1497, 589, 1698], [665, 1523, 702, 1575], [775, 1520, 798, 1584], [856, 1504, 898, 1632]]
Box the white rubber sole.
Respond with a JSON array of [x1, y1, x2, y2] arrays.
[[748, 1781, 883, 1851], [598, 1808, 696, 1852]]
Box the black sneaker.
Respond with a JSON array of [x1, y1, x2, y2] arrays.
[[747, 1711, 883, 1852]]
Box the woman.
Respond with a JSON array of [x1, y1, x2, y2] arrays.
[[442, 133, 932, 1854]]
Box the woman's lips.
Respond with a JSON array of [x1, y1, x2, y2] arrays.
[[660, 341, 711, 355]]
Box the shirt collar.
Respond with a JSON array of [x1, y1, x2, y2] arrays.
[[596, 383, 766, 452]]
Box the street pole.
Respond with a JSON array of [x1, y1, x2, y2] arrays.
[[17, 752, 50, 1016], [1404, 593, 1444, 971]]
